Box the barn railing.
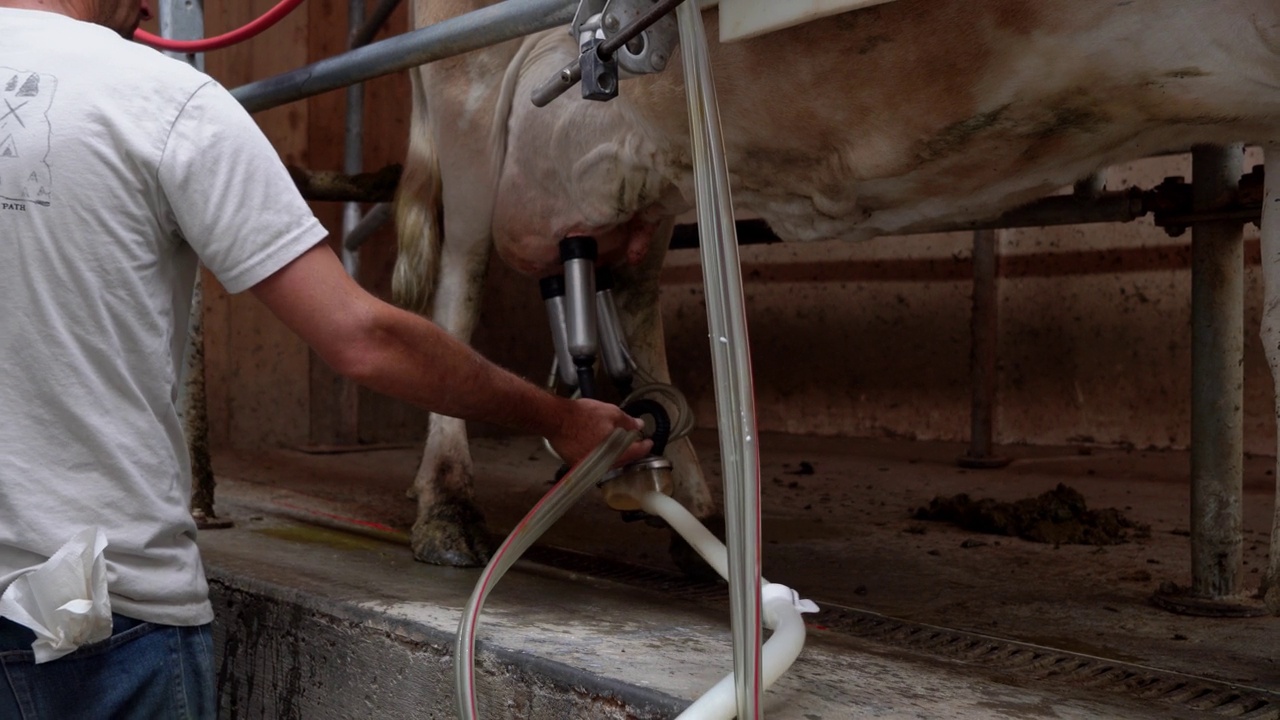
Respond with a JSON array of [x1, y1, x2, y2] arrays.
[[231, 0, 578, 112]]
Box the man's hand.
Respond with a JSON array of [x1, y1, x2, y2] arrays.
[[547, 398, 653, 468]]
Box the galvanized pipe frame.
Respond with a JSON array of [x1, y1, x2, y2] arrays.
[[957, 228, 1010, 470], [296, 163, 1263, 233], [231, 0, 578, 113], [1189, 144, 1246, 602], [351, 0, 403, 49], [160, 0, 234, 530], [334, 0, 372, 446], [666, 182, 1261, 249], [1150, 145, 1266, 617], [332, 0, 408, 446], [670, 193, 1141, 248], [341, 0, 367, 282]]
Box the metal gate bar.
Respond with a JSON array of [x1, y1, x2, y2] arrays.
[[231, 0, 575, 113]]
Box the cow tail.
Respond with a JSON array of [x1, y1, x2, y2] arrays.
[[392, 71, 443, 317]]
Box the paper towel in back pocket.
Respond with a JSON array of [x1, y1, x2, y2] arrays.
[[0, 527, 112, 663]]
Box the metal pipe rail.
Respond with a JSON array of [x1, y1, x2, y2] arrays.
[[671, 195, 1143, 248], [231, 0, 576, 113], [667, 184, 1262, 249], [351, 0, 402, 48]]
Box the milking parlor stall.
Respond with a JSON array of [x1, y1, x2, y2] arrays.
[[148, 0, 1280, 716]]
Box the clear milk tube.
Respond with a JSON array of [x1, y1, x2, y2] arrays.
[[675, 3, 764, 718]]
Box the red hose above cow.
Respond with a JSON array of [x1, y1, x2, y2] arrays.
[[133, 0, 305, 52]]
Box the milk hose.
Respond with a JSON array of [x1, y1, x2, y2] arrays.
[[675, 2, 765, 715], [133, 0, 306, 52], [454, 427, 638, 720], [454, 425, 815, 720]]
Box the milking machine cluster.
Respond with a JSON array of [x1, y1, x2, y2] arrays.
[[540, 236, 686, 513], [456, 2, 817, 718], [531, 0, 700, 521], [540, 237, 622, 399]]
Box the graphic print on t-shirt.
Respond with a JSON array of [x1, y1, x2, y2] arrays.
[[0, 69, 55, 209]]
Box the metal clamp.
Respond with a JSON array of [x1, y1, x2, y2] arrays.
[[531, 0, 686, 107], [600, 0, 678, 76], [580, 37, 620, 101]]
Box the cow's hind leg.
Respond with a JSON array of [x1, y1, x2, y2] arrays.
[[613, 220, 722, 577], [1260, 144, 1280, 614], [408, 240, 495, 567], [410, 414, 492, 566]]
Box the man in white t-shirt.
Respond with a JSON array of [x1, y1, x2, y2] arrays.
[[0, 0, 652, 716]]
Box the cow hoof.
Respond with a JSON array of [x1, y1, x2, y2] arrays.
[[410, 502, 493, 567], [669, 514, 726, 581]]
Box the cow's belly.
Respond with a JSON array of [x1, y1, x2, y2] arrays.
[[492, 0, 1280, 274], [729, 119, 1274, 244]]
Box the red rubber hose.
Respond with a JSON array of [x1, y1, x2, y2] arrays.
[[133, 0, 306, 52]]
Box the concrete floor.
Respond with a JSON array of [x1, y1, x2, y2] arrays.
[[206, 431, 1280, 716]]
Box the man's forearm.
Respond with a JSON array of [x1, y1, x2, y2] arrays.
[[342, 302, 570, 438]]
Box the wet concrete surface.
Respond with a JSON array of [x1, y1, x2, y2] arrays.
[[205, 431, 1279, 715]]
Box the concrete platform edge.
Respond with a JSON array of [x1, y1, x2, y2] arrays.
[[207, 566, 690, 719]]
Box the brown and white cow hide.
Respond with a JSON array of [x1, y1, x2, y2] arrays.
[[392, 0, 1280, 600]]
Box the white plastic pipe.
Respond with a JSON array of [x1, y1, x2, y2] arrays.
[[641, 491, 728, 581], [675, 592, 808, 720], [638, 491, 815, 720]]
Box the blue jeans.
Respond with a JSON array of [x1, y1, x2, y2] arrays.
[[0, 614, 214, 719]]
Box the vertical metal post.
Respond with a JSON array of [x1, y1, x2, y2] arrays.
[[162, 0, 230, 528], [958, 228, 1010, 469], [1262, 145, 1280, 616], [180, 280, 228, 528], [352, 0, 403, 47], [1190, 143, 1244, 597], [342, 0, 366, 280], [158, 0, 205, 70], [1154, 144, 1261, 616], [335, 0, 368, 445]]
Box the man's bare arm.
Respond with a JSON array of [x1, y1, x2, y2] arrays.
[[249, 241, 650, 465]]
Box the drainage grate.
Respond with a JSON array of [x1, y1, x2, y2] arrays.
[[522, 545, 1280, 719], [815, 606, 1280, 719]]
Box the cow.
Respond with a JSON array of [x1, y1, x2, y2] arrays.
[[391, 0, 1280, 599]]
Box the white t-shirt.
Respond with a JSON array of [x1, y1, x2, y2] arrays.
[[0, 9, 328, 626]]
